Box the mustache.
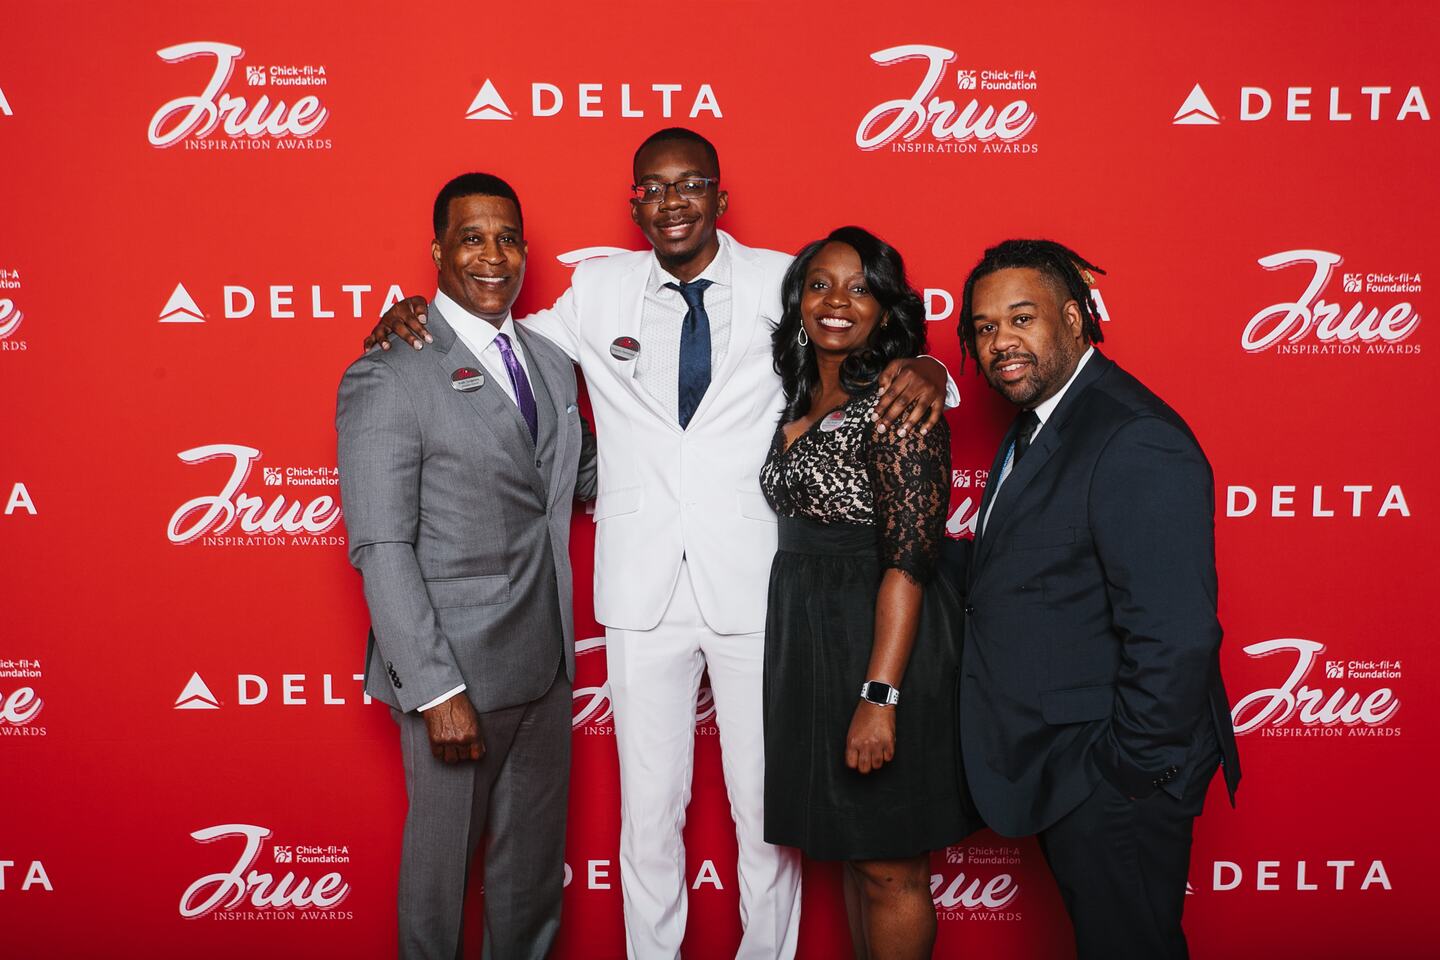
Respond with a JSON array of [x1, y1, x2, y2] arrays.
[[989, 351, 1037, 370]]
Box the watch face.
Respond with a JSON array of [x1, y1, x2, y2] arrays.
[[862, 682, 895, 704]]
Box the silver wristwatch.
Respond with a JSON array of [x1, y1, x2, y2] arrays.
[[859, 681, 900, 706]]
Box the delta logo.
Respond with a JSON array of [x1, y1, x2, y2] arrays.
[[464, 76, 721, 122], [175, 671, 370, 709], [1173, 82, 1430, 125], [148, 41, 332, 150], [0, 859, 52, 893], [925, 282, 1110, 329], [0, 84, 12, 117], [4, 482, 36, 517], [158, 280, 406, 323]]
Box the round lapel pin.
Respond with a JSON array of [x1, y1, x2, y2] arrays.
[[610, 336, 641, 361], [451, 367, 485, 392], [819, 410, 847, 432]]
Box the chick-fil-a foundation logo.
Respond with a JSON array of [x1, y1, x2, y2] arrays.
[[1242, 250, 1421, 355], [856, 45, 1037, 152], [1230, 638, 1401, 738], [148, 42, 330, 150], [932, 846, 1022, 920], [167, 444, 343, 547], [179, 824, 351, 919]]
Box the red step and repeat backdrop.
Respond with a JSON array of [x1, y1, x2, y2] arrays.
[[3, 1, 1436, 956]]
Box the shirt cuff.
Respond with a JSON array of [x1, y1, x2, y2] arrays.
[[918, 355, 961, 409], [417, 684, 467, 713]]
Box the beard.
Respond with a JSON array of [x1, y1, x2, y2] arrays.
[[984, 342, 1081, 408]]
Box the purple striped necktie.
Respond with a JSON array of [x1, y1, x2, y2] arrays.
[[493, 332, 538, 444]]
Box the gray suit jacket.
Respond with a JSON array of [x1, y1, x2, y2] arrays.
[[336, 302, 596, 714]]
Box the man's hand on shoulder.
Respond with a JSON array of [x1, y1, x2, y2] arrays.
[[874, 356, 947, 437], [422, 692, 484, 764], [364, 295, 432, 352]]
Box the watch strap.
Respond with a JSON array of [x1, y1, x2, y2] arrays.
[[859, 680, 900, 706]]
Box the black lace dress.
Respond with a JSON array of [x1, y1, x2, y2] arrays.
[[759, 388, 977, 860]]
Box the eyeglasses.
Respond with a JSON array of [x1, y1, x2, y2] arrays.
[[630, 178, 718, 204]]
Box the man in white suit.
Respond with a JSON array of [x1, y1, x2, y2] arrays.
[[369, 128, 953, 959]]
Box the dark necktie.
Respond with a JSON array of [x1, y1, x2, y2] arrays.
[[1013, 410, 1040, 465], [494, 332, 538, 444], [666, 278, 713, 429]]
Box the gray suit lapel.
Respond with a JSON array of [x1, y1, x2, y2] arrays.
[[518, 327, 572, 508], [426, 303, 546, 505]]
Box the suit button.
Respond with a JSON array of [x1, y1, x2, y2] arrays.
[[964, 604, 976, 616]]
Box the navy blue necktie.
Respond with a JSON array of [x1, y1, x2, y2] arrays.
[[1012, 410, 1040, 465], [666, 278, 713, 429]]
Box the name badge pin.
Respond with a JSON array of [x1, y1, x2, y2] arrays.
[[451, 367, 485, 392], [819, 410, 847, 432], [610, 336, 641, 361]]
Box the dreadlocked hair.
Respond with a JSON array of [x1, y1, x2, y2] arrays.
[[956, 239, 1106, 372]]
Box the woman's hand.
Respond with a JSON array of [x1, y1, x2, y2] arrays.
[[874, 356, 947, 435], [845, 701, 896, 774]]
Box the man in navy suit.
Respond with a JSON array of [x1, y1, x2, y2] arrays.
[[954, 239, 1241, 960]]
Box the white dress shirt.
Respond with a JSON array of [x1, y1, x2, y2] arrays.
[[432, 289, 533, 405], [417, 290, 537, 713], [635, 236, 733, 416], [981, 346, 1095, 535]]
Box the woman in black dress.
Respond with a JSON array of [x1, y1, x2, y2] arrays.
[[760, 226, 977, 959]]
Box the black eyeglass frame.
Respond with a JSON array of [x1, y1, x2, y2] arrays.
[[629, 177, 720, 204]]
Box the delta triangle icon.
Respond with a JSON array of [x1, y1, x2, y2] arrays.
[[1173, 83, 1221, 125], [159, 282, 205, 323], [175, 672, 221, 710], [466, 79, 513, 121]]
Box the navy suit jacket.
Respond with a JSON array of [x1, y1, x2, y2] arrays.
[[958, 351, 1241, 837]]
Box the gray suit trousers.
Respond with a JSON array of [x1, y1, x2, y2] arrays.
[[394, 669, 571, 960]]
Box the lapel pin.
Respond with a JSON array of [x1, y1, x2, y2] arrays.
[[819, 410, 847, 432], [451, 367, 485, 392], [610, 336, 640, 361]]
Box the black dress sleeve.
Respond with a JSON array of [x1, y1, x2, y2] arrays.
[[867, 416, 952, 584]]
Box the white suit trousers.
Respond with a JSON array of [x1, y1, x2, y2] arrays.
[[605, 563, 801, 959]]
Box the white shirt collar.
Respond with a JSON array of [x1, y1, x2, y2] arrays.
[[1030, 346, 1095, 431], [432, 288, 516, 353], [649, 230, 732, 293]]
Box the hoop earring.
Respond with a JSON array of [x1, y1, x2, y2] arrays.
[[797, 326, 809, 347]]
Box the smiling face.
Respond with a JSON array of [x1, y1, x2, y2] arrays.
[[432, 193, 526, 326], [800, 241, 884, 359], [630, 139, 726, 278], [969, 266, 1086, 408]]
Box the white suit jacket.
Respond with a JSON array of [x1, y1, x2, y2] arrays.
[[521, 231, 789, 634]]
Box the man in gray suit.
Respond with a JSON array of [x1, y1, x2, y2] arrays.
[[337, 172, 596, 959]]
